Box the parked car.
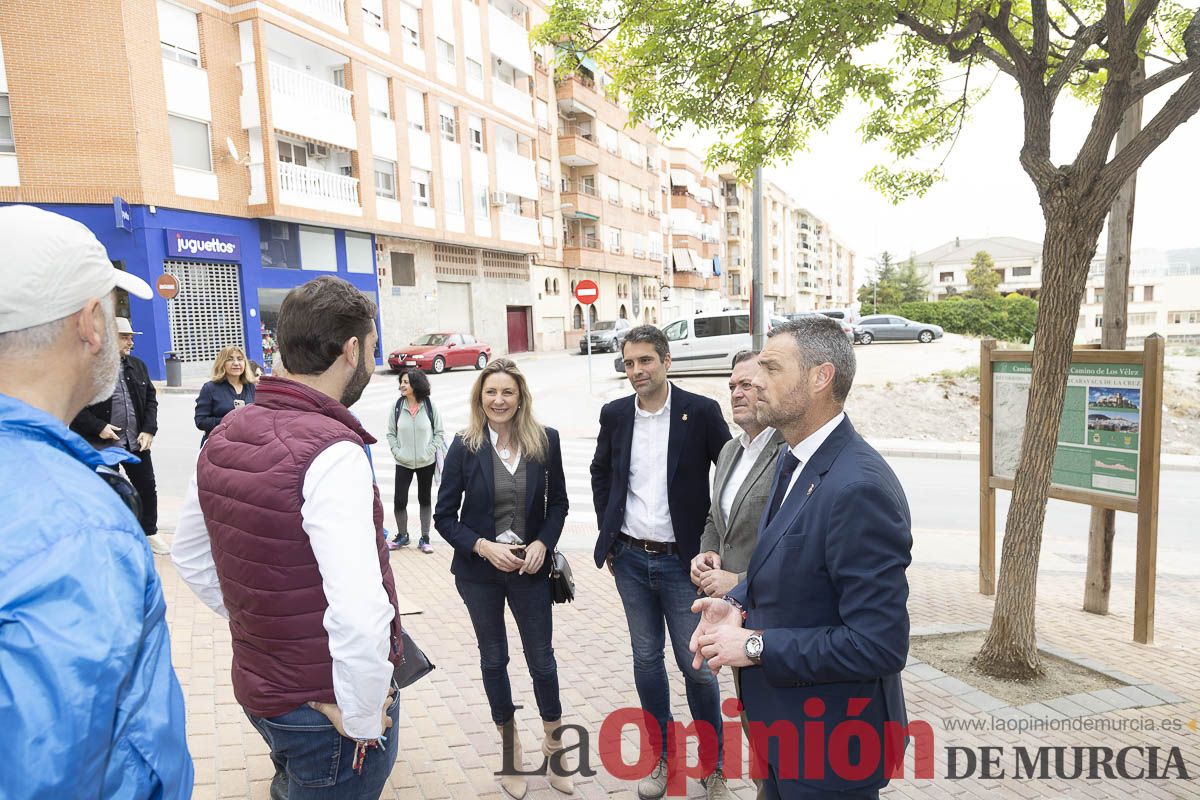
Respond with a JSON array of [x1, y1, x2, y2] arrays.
[[388, 332, 492, 374], [816, 307, 859, 324], [612, 311, 788, 374], [853, 315, 944, 345], [579, 318, 633, 354], [782, 311, 855, 342]]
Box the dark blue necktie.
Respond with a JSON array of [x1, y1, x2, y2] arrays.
[[766, 451, 801, 524]]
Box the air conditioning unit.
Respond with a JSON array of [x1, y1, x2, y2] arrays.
[[306, 142, 330, 158], [489, 191, 508, 206]]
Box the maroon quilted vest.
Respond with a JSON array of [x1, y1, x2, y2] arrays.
[[196, 377, 403, 718]]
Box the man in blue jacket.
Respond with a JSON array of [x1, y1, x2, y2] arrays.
[[0, 206, 193, 799], [591, 325, 732, 800], [690, 315, 912, 799]]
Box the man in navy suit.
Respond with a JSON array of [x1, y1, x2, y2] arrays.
[[690, 315, 912, 799], [591, 325, 732, 800]]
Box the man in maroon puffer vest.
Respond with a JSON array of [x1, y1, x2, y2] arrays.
[[173, 276, 402, 800]]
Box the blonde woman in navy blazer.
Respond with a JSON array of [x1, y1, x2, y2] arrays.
[[434, 358, 572, 798]]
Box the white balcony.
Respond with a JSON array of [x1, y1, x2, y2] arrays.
[[277, 161, 361, 215], [488, 5, 533, 75], [269, 62, 356, 150], [499, 212, 539, 246], [278, 0, 346, 29], [496, 152, 537, 199], [492, 80, 531, 118]]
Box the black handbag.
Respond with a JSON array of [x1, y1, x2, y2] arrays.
[[393, 630, 435, 688], [544, 471, 575, 604]]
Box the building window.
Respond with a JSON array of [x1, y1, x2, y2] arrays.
[[276, 139, 308, 166], [939, 271, 954, 283], [444, 177, 463, 214], [731, 273, 741, 296], [391, 251, 416, 286], [399, 1, 421, 47], [1094, 316, 1104, 327], [367, 70, 391, 119], [466, 58, 483, 83], [1094, 290, 1104, 304], [411, 168, 431, 207], [469, 117, 484, 151], [0, 95, 14, 153], [168, 114, 212, 171], [158, 0, 201, 66], [1012, 266, 1032, 277], [1168, 310, 1200, 324], [362, 0, 384, 29], [161, 42, 200, 66], [436, 38, 455, 68], [1128, 312, 1157, 326], [406, 89, 426, 132], [346, 232, 374, 275], [474, 184, 489, 216], [439, 104, 457, 142], [1144, 285, 1155, 302], [374, 158, 396, 199]]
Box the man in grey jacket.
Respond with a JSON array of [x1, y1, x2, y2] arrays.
[[691, 350, 785, 598]]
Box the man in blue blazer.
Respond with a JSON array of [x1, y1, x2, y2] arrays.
[[591, 325, 732, 800], [690, 315, 912, 799]]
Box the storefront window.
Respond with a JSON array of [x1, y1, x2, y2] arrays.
[[257, 288, 288, 370], [260, 221, 302, 269]]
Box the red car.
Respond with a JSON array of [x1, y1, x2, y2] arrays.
[[388, 332, 492, 374]]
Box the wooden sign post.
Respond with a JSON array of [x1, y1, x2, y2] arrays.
[[978, 335, 1164, 644]]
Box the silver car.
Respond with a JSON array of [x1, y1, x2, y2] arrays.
[[853, 315, 944, 344]]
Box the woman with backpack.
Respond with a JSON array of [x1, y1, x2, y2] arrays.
[[386, 368, 444, 552]]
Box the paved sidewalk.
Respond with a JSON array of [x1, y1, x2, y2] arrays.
[[160, 542, 1200, 799]]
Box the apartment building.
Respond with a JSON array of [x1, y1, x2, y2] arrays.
[[541, 55, 663, 348], [1078, 249, 1200, 344], [0, 0, 567, 377], [914, 236, 1044, 300], [662, 147, 722, 321]]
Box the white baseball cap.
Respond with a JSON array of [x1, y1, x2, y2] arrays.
[[0, 205, 153, 335]]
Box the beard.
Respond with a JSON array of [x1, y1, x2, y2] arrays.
[[339, 341, 372, 407], [86, 310, 121, 406]]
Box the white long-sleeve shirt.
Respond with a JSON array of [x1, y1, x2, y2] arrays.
[[620, 385, 675, 542], [172, 441, 395, 740]]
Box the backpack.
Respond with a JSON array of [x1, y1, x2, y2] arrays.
[[394, 397, 448, 478]]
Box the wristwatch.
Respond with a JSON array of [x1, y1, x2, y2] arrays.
[[744, 631, 765, 665]]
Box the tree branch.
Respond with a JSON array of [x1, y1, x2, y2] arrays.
[[1047, 22, 1106, 97], [980, 2, 1037, 75], [1127, 0, 1164, 43], [1129, 58, 1200, 103], [896, 10, 1018, 76], [1101, 70, 1200, 196], [1057, 0, 1085, 28], [1032, 0, 1051, 64]]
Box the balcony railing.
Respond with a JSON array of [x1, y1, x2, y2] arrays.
[[278, 161, 359, 207], [561, 180, 598, 197], [278, 0, 346, 27], [269, 61, 352, 116], [565, 236, 602, 250], [539, 175, 553, 189], [559, 124, 597, 142]]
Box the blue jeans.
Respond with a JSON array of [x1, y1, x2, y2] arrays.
[[456, 572, 562, 724], [611, 539, 723, 766], [246, 690, 400, 800]]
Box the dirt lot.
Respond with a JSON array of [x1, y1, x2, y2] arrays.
[[846, 338, 1200, 455], [680, 334, 1200, 454]]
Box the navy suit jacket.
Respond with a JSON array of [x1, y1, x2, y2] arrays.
[[727, 416, 912, 796], [434, 427, 568, 582], [590, 384, 731, 567]]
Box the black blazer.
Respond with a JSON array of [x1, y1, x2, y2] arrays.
[[195, 380, 256, 437], [70, 355, 158, 446], [590, 383, 731, 567], [434, 427, 568, 581], [727, 417, 912, 795]]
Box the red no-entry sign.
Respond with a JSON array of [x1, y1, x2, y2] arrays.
[[574, 279, 599, 305]]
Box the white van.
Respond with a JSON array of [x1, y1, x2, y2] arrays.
[[613, 311, 786, 374]]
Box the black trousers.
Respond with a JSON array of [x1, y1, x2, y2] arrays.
[[394, 462, 435, 536], [121, 450, 158, 537]]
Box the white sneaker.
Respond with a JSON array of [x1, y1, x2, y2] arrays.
[[147, 534, 171, 555], [638, 758, 668, 799]]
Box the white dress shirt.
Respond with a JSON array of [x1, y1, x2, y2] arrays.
[[488, 425, 521, 475], [172, 441, 395, 740], [781, 412, 846, 503], [719, 426, 777, 524], [621, 385, 675, 542]]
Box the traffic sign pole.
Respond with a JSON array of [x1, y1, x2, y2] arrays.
[[574, 279, 600, 396], [585, 312, 592, 396]]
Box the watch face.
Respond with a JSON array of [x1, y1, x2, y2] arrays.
[[747, 634, 764, 659]]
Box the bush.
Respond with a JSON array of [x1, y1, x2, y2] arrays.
[[897, 296, 1038, 343]]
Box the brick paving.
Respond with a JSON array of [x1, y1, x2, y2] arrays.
[[159, 531, 1200, 799]]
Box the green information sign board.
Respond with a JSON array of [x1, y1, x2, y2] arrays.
[[992, 361, 1144, 498]]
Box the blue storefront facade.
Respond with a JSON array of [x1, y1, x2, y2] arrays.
[[12, 202, 381, 381]]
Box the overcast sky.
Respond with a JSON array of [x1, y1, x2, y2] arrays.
[[703, 74, 1200, 268]]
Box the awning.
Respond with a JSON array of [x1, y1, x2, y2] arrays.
[[669, 170, 697, 194], [712, 255, 721, 277], [568, 210, 599, 221], [672, 248, 693, 272]]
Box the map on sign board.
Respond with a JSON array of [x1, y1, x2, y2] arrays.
[[993, 361, 1143, 498]]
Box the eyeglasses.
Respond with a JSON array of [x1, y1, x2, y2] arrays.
[[96, 465, 144, 521]]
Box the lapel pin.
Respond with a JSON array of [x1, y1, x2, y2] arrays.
[[806, 483, 815, 497], [681, 413, 688, 421]]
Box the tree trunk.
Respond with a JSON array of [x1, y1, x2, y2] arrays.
[[1084, 60, 1144, 615], [974, 211, 1106, 679]]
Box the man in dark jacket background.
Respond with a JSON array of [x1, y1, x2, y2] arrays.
[[70, 316, 167, 554]]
